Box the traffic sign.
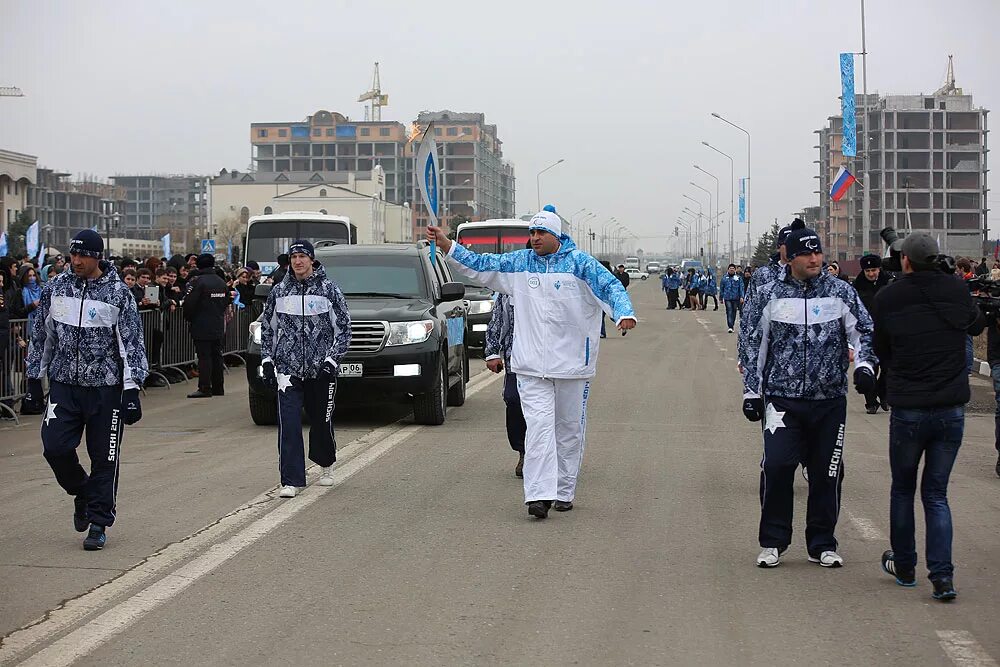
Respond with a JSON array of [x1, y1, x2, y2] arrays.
[[201, 239, 216, 254]]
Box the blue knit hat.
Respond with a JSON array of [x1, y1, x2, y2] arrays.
[[288, 239, 315, 259]]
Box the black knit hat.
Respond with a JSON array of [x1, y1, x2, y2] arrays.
[[776, 218, 806, 248], [196, 253, 215, 269], [785, 227, 823, 259], [69, 229, 104, 258]]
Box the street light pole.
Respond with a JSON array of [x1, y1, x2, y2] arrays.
[[702, 141, 735, 266], [711, 113, 751, 266], [693, 166, 719, 266], [536, 159, 565, 212], [860, 0, 871, 254], [683, 193, 705, 259]]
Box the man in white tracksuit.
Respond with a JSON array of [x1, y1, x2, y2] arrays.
[[427, 209, 637, 519]]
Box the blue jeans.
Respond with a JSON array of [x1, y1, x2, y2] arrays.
[[724, 300, 739, 329], [888, 406, 964, 580]]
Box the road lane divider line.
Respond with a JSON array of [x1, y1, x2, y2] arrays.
[[937, 631, 998, 667], [1, 370, 501, 666]]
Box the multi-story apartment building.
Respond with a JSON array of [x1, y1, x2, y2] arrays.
[[28, 169, 127, 250], [0, 149, 36, 232], [251, 110, 409, 207], [248, 109, 516, 240], [410, 110, 516, 236], [110, 175, 210, 246], [817, 69, 989, 261]]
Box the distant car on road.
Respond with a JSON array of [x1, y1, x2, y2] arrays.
[[646, 262, 661, 274], [625, 268, 649, 281]]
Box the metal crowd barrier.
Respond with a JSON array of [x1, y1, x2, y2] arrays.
[[0, 305, 254, 412]]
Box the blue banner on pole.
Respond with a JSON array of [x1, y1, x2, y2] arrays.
[[840, 53, 857, 157], [25, 221, 39, 259], [738, 179, 746, 223], [0, 232, 7, 257], [161, 233, 171, 259]]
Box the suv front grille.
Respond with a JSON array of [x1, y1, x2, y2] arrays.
[[350, 321, 387, 353]]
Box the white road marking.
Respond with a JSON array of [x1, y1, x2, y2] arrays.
[[843, 509, 886, 541], [937, 631, 998, 667], [1, 371, 501, 666]]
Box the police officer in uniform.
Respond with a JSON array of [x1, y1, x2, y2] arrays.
[[183, 254, 231, 398]]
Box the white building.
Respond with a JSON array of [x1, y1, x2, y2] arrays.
[[209, 166, 411, 245], [0, 149, 37, 232]]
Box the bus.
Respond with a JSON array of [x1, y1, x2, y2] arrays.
[[454, 219, 531, 254], [244, 211, 357, 276], [625, 256, 640, 269]]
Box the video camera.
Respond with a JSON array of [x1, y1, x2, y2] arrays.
[[967, 277, 1000, 318], [879, 227, 955, 274]]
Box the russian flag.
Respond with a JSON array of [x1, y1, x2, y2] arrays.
[[829, 166, 857, 202]]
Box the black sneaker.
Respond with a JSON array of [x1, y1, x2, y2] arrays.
[[995, 454, 1000, 479], [931, 578, 957, 601], [527, 500, 552, 519], [880, 550, 916, 587], [865, 404, 879, 415], [553, 500, 574, 512], [73, 495, 89, 532], [515, 453, 524, 479], [83, 525, 107, 551], [186, 390, 212, 399]]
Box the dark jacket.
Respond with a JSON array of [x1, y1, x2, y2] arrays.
[[852, 270, 891, 317], [182, 268, 231, 340], [873, 271, 985, 408], [613, 269, 630, 289], [987, 312, 1000, 365]]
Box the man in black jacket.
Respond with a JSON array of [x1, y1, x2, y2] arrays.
[[183, 254, 231, 398], [854, 254, 892, 413], [873, 233, 984, 601], [985, 307, 1000, 479]]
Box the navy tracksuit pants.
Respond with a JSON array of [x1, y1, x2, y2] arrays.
[[42, 381, 125, 528], [759, 395, 846, 556], [503, 371, 526, 454], [277, 376, 337, 487]]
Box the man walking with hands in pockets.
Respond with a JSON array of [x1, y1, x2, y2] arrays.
[[426, 208, 636, 519]]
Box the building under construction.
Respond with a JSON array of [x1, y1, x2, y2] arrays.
[[816, 57, 990, 260]]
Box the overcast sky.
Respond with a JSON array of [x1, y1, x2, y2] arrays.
[[2, 0, 997, 254]]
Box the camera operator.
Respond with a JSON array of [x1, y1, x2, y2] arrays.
[[854, 254, 892, 413], [873, 233, 984, 601]]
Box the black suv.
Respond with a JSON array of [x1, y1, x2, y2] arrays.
[[457, 274, 494, 349], [246, 242, 469, 426]]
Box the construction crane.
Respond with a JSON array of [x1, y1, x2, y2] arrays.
[[357, 63, 388, 121], [933, 55, 962, 97], [0, 86, 24, 97]]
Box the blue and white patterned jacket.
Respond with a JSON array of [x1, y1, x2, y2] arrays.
[[484, 293, 514, 366], [740, 266, 876, 400], [27, 261, 148, 390], [260, 263, 351, 378], [447, 235, 635, 380], [719, 273, 745, 301]]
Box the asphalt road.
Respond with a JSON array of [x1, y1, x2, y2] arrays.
[[2, 280, 999, 666]]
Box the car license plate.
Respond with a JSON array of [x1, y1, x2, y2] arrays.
[[339, 363, 363, 377]]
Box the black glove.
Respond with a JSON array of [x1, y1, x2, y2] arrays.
[[853, 367, 875, 395], [742, 397, 764, 422], [261, 360, 277, 390], [318, 359, 338, 383], [122, 388, 142, 425]]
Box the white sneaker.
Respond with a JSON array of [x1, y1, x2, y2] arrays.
[[278, 485, 298, 498], [317, 466, 334, 486], [808, 550, 844, 568], [756, 547, 785, 568], [728, 328, 733, 333]]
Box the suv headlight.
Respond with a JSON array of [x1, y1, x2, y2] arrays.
[[386, 320, 434, 346], [249, 320, 262, 345], [468, 300, 494, 315]]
